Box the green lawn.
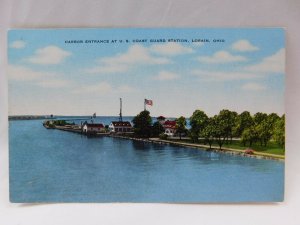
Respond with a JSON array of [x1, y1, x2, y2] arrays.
[[222, 140, 285, 155], [170, 138, 285, 156]]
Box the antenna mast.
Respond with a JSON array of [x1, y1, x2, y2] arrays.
[[119, 98, 123, 122]]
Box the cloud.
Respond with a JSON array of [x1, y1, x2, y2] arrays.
[[231, 40, 259, 52], [87, 44, 171, 74], [197, 51, 247, 64], [8, 64, 71, 89], [27, 45, 71, 65], [245, 48, 285, 74], [118, 85, 137, 93], [150, 42, 194, 56], [10, 40, 26, 49], [192, 42, 204, 47], [35, 79, 71, 88], [192, 70, 260, 81], [241, 82, 267, 91], [74, 82, 112, 94], [72, 82, 137, 95], [153, 71, 180, 81], [100, 44, 171, 65], [86, 64, 129, 74], [8, 64, 43, 81]]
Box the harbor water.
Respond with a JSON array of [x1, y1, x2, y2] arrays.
[[9, 118, 284, 202]]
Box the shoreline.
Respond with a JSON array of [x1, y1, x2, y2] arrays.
[[111, 135, 285, 162], [46, 125, 285, 162]]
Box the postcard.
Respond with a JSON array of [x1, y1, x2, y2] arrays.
[[8, 28, 285, 203]]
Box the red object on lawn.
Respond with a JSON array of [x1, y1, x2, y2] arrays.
[[245, 148, 254, 155]]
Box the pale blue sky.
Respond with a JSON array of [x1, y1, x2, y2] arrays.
[[8, 28, 285, 117]]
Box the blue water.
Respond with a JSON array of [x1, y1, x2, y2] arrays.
[[9, 118, 284, 203]]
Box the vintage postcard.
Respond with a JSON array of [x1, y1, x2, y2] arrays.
[[8, 28, 285, 203]]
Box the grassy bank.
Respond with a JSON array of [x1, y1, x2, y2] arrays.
[[170, 139, 285, 156]]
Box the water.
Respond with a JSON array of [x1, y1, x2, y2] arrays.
[[9, 118, 284, 202]]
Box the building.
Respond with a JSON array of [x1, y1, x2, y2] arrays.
[[82, 122, 105, 134], [157, 115, 166, 124], [163, 120, 177, 136], [109, 121, 133, 133]]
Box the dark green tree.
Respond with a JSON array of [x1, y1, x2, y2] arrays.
[[152, 121, 165, 137], [233, 111, 254, 137], [189, 110, 208, 142], [256, 113, 279, 147], [273, 115, 285, 147], [201, 117, 215, 149], [132, 110, 152, 138], [253, 112, 268, 124], [175, 116, 187, 140], [217, 109, 237, 144], [212, 114, 227, 149]]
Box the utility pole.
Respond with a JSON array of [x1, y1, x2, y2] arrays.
[[119, 98, 123, 122]]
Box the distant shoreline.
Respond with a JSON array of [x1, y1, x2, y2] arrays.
[[8, 115, 50, 120]]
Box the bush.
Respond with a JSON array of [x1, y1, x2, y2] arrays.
[[159, 133, 168, 140]]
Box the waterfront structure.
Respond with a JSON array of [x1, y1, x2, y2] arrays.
[[109, 121, 133, 133], [163, 120, 177, 136], [82, 122, 105, 134]]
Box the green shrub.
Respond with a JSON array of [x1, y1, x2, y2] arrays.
[[159, 133, 168, 140]]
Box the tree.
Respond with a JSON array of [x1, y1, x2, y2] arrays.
[[201, 117, 215, 149], [217, 109, 237, 144], [175, 116, 187, 140], [189, 110, 208, 142], [132, 110, 152, 138], [256, 113, 279, 147], [152, 121, 164, 137], [241, 126, 258, 147], [212, 114, 227, 150], [273, 115, 285, 147], [233, 111, 253, 138], [253, 112, 268, 124]]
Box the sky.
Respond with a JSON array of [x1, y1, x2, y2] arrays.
[[7, 28, 285, 117]]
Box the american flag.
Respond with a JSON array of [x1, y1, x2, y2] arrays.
[[145, 99, 153, 106]]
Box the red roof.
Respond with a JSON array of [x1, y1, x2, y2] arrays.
[[111, 121, 132, 127], [163, 120, 176, 129], [86, 123, 104, 128], [157, 116, 166, 120]]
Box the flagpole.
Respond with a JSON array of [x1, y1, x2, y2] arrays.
[[144, 99, 146, 111]]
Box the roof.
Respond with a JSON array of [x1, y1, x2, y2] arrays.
[[111, 121, 132, 127], [163, 120, 176, 129], [85, 123, 104, 128], [157, 116, 166, 120]]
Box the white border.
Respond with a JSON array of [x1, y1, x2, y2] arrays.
[[1, 0, 300, 225]]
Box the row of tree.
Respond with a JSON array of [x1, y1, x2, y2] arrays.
[[132, 109, 285, 150], [189, 109, 285, 149]]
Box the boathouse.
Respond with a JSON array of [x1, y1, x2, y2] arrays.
[[82, 123, 105, 134], [109, 121, 133, 133], [163, 120, 177, 136]]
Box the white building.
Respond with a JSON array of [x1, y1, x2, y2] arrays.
[[163, 120, 177, 136], [82, 123, 105, 134], [109, 121, 133, 133]]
